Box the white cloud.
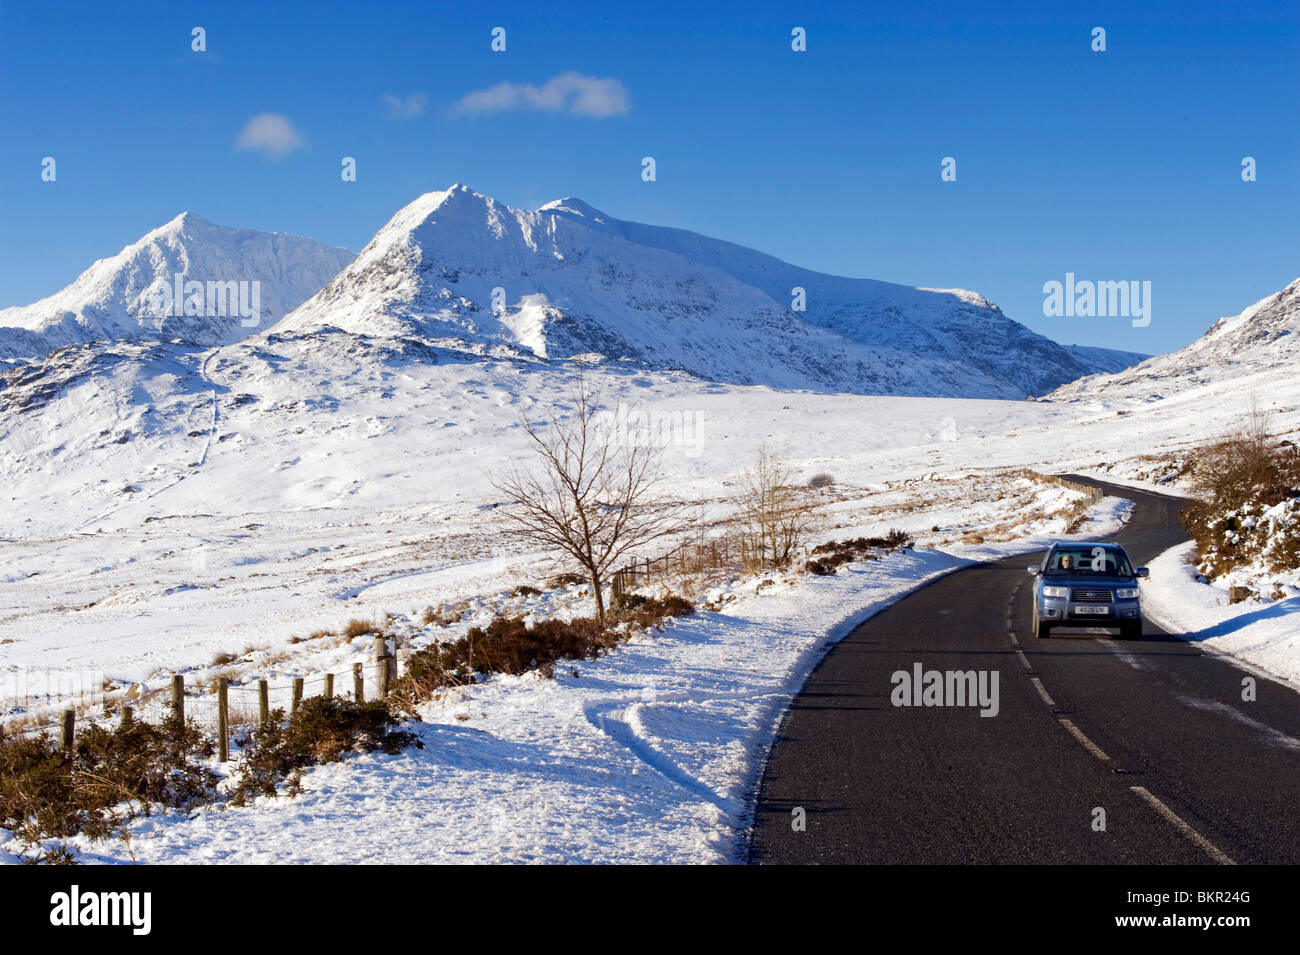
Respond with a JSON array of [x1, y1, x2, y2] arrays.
[[381, 92, 428, 120], [453, 71, 630, 118], [235, 114, 306, 158]]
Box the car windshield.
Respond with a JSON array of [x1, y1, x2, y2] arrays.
[[1045, 547, 1132, 576]]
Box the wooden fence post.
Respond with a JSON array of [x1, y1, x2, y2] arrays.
[[171, 674, 185, 722], [60, 709, 75, 750], [258, 679, 269, 726], [217, 678, 229, 763], [292, 677, 304, 714], [353, 662, 364, 703], [374, 636, 391, 699], [323, 673, 334, 699], [120, 705, 133, 729]]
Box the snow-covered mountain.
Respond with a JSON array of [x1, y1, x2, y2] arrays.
[[0, 214, 354, 358], [275, 185, 1145, 398], [1048, 278, 1300, 403]]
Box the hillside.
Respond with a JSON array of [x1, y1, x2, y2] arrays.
[[275, 185, 1145, 398], [0, 214, 354, 358]]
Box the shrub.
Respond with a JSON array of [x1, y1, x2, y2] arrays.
[[390, 597, 692, 711], [0, 733, 77, 844], [612, 590, 647, 613], [511, 584, 542, 597], [230, 697, 417, 806], [808, 473, 835, 488], [422, 601, 467, 627], [343, 618, 380, 639], [546, 572, 587, 588], [805, 530, 913, 575], [617, 594, 694, 629], [290, 630, 334, 644], [22, 843, 78, 865], [0, 716, 218, 849], [1059, 497, 1092, 534], [1181, 413, 1300, 579], [391, 615, 612, 708]]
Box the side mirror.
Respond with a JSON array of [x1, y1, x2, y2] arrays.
[[1027, 566, 1040, 575], [1135, 567, 1149, 578]]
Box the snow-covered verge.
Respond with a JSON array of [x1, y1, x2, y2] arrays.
[[1142, 541, 1300, 688], [1, 493, 1130, 864], [1192, 497, 1300, 600]]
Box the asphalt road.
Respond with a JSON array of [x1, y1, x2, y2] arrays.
[[748, 476, 1300, 864]]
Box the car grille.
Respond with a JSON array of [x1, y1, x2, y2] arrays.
[[1070, 588, 1114, 603]]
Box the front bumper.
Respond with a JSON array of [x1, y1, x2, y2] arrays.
[[1037, 596, 1141, 623]]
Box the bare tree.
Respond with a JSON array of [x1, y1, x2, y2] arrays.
[[736, 445, 821, 571], [491, 372, 686, 627]]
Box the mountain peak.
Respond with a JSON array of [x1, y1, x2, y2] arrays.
[[1047, 275, 1300, 403], [152, 210, 211, 237], [381, 183, 497, 235], [538, 197, 606, 221], [273, 186, 1142, 397], [0, 216, 355, 357]]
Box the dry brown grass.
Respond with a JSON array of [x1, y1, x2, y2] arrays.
[[289, 629, 335, 645], [422, 601, 469, 627], [343, 618, 380, 639]]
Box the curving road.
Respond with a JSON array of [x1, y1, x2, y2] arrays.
[[748, 476, 1300, 864]]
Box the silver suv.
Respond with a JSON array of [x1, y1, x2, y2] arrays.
[[1028, 542, 1148, 640]]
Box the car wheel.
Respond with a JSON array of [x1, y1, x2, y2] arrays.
[[1120, 622, 1142, 641], [1036, 620, 1052, 640]]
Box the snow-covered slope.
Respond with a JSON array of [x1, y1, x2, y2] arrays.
[[0, 214, 354, 358], [1048, 278, 1300, 403], [1063, 343, 1151, 375], [276, 185, 1143, 398]]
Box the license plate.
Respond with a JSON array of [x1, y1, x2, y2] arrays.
[[1073, 606, 1110, 615]]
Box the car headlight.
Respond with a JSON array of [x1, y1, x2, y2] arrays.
[[1042, 586, 1069, 598], [1116, 587, 1139, 600]]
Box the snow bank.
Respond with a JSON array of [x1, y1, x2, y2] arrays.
[[1141, 541, 1300, 687]]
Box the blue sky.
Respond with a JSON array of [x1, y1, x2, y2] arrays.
[[1, 0, 1296, 355]]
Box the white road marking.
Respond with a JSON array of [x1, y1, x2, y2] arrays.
[[1030, 677, 1056, 707], [1097, 638, 1146, 670], [1129, 785, 1237, 866], [1057, 717, 1109, 761], [1175, 695, 1300, 752]]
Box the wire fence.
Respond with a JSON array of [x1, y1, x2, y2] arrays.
[[1, 648, 398, 758]]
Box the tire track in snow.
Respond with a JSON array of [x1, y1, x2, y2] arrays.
[[584, 699, 729, 810], [583, 695, 745, 814]]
